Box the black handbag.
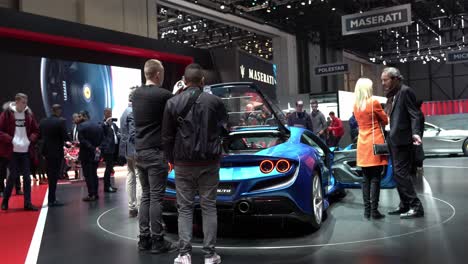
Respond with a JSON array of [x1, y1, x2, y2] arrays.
[[371, 101, 389, 156], [373, 143, 389, 155]]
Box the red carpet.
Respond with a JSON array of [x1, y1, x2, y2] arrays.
[[0, 184, 48, 264]]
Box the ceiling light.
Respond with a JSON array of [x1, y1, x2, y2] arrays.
[[331, 7, 336, 11], [301, 2, 305, 5], [220, 5, 225, 10], [287, 4, 291, 8]]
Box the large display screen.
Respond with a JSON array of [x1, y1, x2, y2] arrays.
[[0, 51, 142, 128]]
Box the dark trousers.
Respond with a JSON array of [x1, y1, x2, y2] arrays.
[[45, 154, 63, 203], [103, 153, 114, 189], [389, 143, 423, 211], [0, 157, 21, 193], [3, 153, 32, 205], [175, 163, 220, 257], [362, 166, 383, 214], [136, 148, 168, 238], [82, 160, 99, 197]]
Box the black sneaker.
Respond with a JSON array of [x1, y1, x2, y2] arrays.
[[1, 199, 8, 210], [151, 237, 177, 254], [24, 203, 39, 211], [138, 235, 152, 251], [129, 209, 138, 218]]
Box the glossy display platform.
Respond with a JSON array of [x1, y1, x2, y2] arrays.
[[32, 157, 468, 264]]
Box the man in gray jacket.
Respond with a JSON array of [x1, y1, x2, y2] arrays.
[[119, 87, 141, 218], [310, 99, 327, 142]]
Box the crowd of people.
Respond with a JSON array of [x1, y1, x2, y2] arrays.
[[286, 99, 345, 148], [0, 60, 425, 264]]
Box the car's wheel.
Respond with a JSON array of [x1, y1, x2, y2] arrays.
[[463, 138, 468, 156], [310, 170, 324, 230]]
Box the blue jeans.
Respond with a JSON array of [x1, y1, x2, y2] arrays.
[[175, 163, 220, 257], [3, 153, 32, 205]]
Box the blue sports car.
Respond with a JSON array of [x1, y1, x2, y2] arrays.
[[163, 82, 395, 230]]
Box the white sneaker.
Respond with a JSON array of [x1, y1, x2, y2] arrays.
[[204, 253, 221, 264], [174, 254, 191, 264]]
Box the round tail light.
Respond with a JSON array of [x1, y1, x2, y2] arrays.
[[260, 160, 275, 174], [276, 159, 291, 173]]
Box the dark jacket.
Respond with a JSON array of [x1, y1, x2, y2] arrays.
[[78, 120, 104, 162], [0, 103, 39, 159], [100, 121, 119, 154], [39, 115, 69, 158], [162, 87, 228, 165], [287, 111, 313, 131], [388, 84, 422, 146], [133, 85, 173, 151], [119, 106, 136, 158]]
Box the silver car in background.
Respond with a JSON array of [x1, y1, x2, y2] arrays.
[[423, 122, 468, 156]]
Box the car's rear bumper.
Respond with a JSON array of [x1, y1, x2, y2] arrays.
[[163, 196, 312, 224]]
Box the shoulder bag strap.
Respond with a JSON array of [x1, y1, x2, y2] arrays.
[[177, 89, 202, 123], [371, 99, 386, 145]]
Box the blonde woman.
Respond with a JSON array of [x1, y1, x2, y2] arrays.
[[353, 78, 388, 219]]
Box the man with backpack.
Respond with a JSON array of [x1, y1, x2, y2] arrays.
[[162, 63, 227, 264]]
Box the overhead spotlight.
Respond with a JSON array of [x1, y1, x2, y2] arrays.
[[332, 7, 336, 11], [359, 10, 363, 13], [382, 60, 387, 65], [267, 8, 271, 13], [301, 2, 305, 5], [308, 0, 312, 4], [220, 5, 225, 10], [287, 5, 291, 8]]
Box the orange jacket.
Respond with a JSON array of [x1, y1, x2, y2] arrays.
[[354, 99, 388, 167]]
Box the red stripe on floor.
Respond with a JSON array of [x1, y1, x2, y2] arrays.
[[0, 184, 48, 264]]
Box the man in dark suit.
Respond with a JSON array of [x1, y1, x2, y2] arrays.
[[39, 104, 69, 206], [100, 108, 119, 193], [78, 111, 104, 201], [382, 67, 424, 219]]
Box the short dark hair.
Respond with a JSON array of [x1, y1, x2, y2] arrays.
[[52, 104, 62, 112], [310, 99, 318, 105], [183, 63, 204, 84], [329, 111, 335, 116], [79, 110, 90, 119]]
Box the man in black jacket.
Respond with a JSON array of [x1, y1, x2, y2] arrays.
[[382, 67, 424, 219], [39, 104, 69, 206], [163, 63, 227, 264], [78, 111, 103, 202], [132, 59, 175, 254], [100, 108, 119, 193]]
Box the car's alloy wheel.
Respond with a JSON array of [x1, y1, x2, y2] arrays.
[[310, 171, 323, 229], [463, 139, 468, 156]]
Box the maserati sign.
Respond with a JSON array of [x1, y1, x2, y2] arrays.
[[342, 4, 412, 35]]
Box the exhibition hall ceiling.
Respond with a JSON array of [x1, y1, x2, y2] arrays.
[[159, 0, 468, 64]]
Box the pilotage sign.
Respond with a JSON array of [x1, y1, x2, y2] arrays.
[[314, 63, 349, 76], [446, 50, 468, 64], [342, 4, 412, 36]]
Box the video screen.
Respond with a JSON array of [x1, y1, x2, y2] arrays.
[[0, 51, 142, 129], [40, 58, 142, 127]]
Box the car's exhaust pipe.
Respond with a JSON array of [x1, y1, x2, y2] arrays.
[[237, 201, 251, 214]]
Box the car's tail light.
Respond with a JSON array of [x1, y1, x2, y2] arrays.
[[276, 159, 291, 173], [260, 160, 275, 174], [168, 162, 173, 173]]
